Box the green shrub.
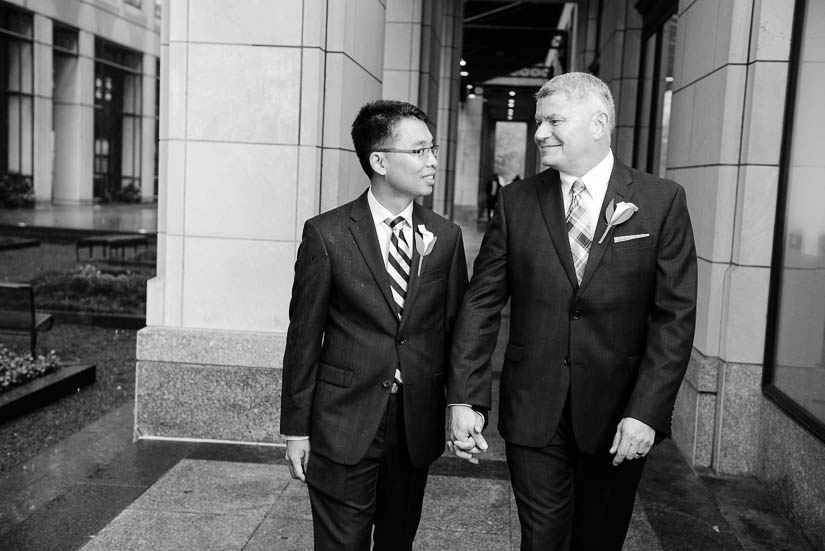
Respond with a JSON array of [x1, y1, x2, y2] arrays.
[[32, 264, 150, 315], [0, 173, 35, 209], [0, 344, 62, 393], [113, 182, 142, 203]]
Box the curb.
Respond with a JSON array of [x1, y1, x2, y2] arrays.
[[0, 363, 97, 422]]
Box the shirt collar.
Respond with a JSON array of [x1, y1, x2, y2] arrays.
[[559, 149, 614, 198], [367, 187, 414, 228]]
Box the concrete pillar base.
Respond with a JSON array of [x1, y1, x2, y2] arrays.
[[135, 326, 286, 443]]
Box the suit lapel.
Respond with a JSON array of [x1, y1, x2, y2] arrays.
[[348, 192, 398, 319], [536, 170, 578, 289], [399, 204, 424, 329], [578, 159, 635, 295]]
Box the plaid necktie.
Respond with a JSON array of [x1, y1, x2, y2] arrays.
[[566, 179, 592, 284], [386, 216, 411, 318]]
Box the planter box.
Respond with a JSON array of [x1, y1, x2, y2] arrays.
[[0, 237, 40, 251], [0, 363, 96, 421], [48, 310, 145, 330]]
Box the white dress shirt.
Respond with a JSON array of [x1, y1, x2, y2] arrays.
[[367, 188, 414, 268], [559, 150, 614, 236]]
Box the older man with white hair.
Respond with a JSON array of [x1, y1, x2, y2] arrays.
[[447, 72, 697, 550]]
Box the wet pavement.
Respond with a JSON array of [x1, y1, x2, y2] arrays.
[[0, 203, 817, 550]]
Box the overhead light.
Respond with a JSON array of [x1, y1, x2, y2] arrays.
[[466, 84, 473, 89], [467, 93, 477, 99], [507, 100, 515, 106], [460, 70, 469, 77], [509, 90, 516, 97], [460, 59, 467, 67]]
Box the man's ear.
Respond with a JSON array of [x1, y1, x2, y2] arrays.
[[369, 152, 387, 176], [592, 111, 609, 139]]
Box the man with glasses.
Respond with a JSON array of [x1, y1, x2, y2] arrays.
[[280, 100, 469, 550]]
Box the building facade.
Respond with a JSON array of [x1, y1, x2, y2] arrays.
[[2, 0, 807, 545], [1, 0, 160, 205]]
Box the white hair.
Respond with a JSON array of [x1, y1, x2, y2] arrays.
[[536, 72, 615, 131]]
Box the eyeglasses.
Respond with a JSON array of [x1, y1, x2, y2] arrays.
[[374, 145, 440, 159]]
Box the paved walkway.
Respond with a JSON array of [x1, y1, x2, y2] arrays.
[[0, 204, 817, 550], [0, 203, 157, 234]]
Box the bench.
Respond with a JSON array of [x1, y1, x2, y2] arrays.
[[76, 234, 148, 261], [0, 282, 54, 357]]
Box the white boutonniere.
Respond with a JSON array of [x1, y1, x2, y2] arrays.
[[598, 199, 638, 244], [413, 224, 437, 276]]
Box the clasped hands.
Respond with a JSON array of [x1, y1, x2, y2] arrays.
[[447, 405, 488, 464]]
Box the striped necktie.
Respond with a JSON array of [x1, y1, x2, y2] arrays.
[[385, 216, 411, 318], [566, 179, 592, 284]]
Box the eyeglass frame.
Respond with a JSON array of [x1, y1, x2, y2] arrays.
[[373, 145, 440, 159]]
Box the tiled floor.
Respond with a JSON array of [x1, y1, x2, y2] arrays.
[[1, 402, 814, 550]]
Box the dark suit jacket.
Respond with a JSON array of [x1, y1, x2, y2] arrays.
[[280, 191, 468, 467], [447, 158, 697, 454]]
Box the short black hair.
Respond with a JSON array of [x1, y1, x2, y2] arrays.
[[351, 100, 431, 177]]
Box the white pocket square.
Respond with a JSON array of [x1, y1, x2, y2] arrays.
[[614, 233, 650, 243]]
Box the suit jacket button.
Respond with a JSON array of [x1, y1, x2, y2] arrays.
[[397, 336, 408, 345], [563, 357, 570, 366], [571, 311, 581, 320], [381, 380, 392, 389]]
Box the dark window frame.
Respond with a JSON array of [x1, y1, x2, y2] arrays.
[[0, 3, 35, 179], [762, 0, 825, 443], [93, 37, 143, 203]]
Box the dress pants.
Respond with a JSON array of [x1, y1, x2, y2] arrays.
[[306, 390, 429, 551], [506, 398, 647, 551]]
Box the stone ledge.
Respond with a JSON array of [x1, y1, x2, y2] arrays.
[[0, 363, 96, 422], [135, 361, 282, 443], [136, 326, 286, 368]]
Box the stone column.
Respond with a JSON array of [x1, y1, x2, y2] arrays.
[[383, 0, 423, 103], [454, 97, 483, 223], [140, 53, 157, 202], [667, 0, 794, 475], [32, 14, 52, 202], [597, 1, 641, 161], [575, 0, 601, 72], [52, 30, 95, 205], [137, 0, 387, 443], [434, 0, 463, 218]]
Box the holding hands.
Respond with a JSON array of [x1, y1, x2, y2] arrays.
[[447, 405, 488, 464]]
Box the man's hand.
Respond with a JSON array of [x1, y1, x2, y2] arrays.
[[610, 417, 655, 466], [286, 439, 311, 482], [447, 405, 488, 464]]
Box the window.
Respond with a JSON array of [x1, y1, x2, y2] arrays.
[[93, 38, 143, 203], [633, 1, 677, 177], [765, 0, 825, 441], [0, 4, 34, 181]]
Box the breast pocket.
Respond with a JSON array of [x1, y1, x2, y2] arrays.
[[612, 234, 654, 252]]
